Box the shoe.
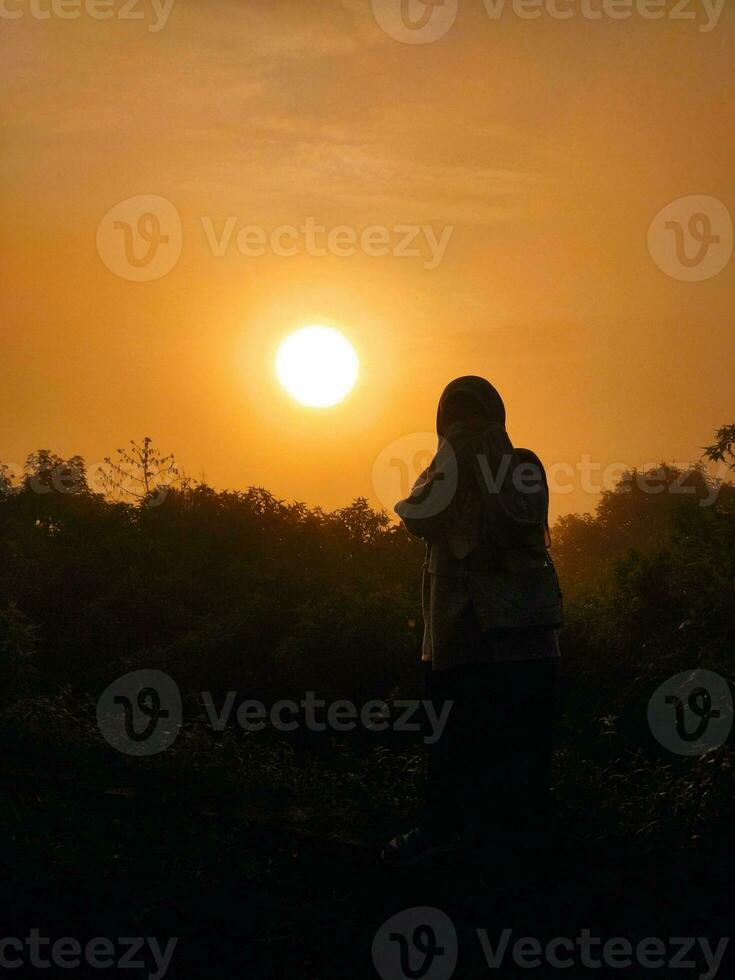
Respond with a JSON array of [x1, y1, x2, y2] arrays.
[[381, 826, 462, 869]]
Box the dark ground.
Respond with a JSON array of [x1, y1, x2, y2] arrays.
[[2, 723, 733, 980]]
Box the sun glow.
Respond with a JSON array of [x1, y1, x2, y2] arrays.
[[275, 325, 359, 408]]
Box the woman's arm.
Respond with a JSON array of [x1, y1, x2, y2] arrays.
[[395, 468, 451, 539], [394, 429, 468, 539]]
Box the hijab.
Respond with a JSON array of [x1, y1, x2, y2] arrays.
[[434, 376, 549, 546], [436, 375, 506, 438]]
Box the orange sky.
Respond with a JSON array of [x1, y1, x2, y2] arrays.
[[2, 0, 734, 521]]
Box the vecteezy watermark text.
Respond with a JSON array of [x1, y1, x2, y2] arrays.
[[372, 0, 726, 44], [373, 909, 730, 980], [372, 432, 729, 518], [96, 672, 455, 755], [475, 928, 728, 977], [0, 0, 176, 31], [480, 0, 725, 31], [95, 196, 454, 280], [0, 458, 174, 507], [0, 931, 177, 979], [200, 216, 454, 271], [201, 690, 452, 745]]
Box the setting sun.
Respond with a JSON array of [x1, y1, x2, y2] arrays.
[[275, 325, 359, 409]]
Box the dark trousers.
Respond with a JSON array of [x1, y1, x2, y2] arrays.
[[424, 658, 556, 840]]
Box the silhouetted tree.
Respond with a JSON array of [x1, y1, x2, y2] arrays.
[[704, 423, 735, 471], [98, 436, 179, 506], [0, 463, 14, 498], [0, 601, 37, 705], [23, 450, 89, 495], [552, 463, 723, 594]]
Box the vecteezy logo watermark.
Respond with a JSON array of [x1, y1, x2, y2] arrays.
[[373, 914, 730, 979], [373, 907, 458, 980], [0, 0, 176, 32], [0, 931, 178, 979], [648, 669, 733, 756], [96, 203, 453, 279], [0, 456, 174, 507], [648, 195, 733, 282], [372, 0, 459, 44], [372, 432, 439, 515], [98, 679, 454, 754], [373, 434, 730, 514], [97, 195, 182, 282], [97, 669, 182, 756], [372, 0, 726, 42]]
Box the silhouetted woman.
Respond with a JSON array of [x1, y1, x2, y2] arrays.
[[383, 376, 563, 867]]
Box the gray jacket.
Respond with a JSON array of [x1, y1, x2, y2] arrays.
[[395, 426, 563, 669]]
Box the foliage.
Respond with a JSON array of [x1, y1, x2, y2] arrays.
[[704, 422, 735, 470], [98, 435, 179, 506], [0, 602, 37, 707], [0, 433, 733, 852]]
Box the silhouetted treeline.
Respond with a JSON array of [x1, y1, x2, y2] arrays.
[[553, 463, 735, 749], [2, 441, 735, 862], [0, 450, 424, 707], [1, 446, 734, 723]]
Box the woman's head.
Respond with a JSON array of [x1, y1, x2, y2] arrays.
[[436, 376, 506, 436]]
